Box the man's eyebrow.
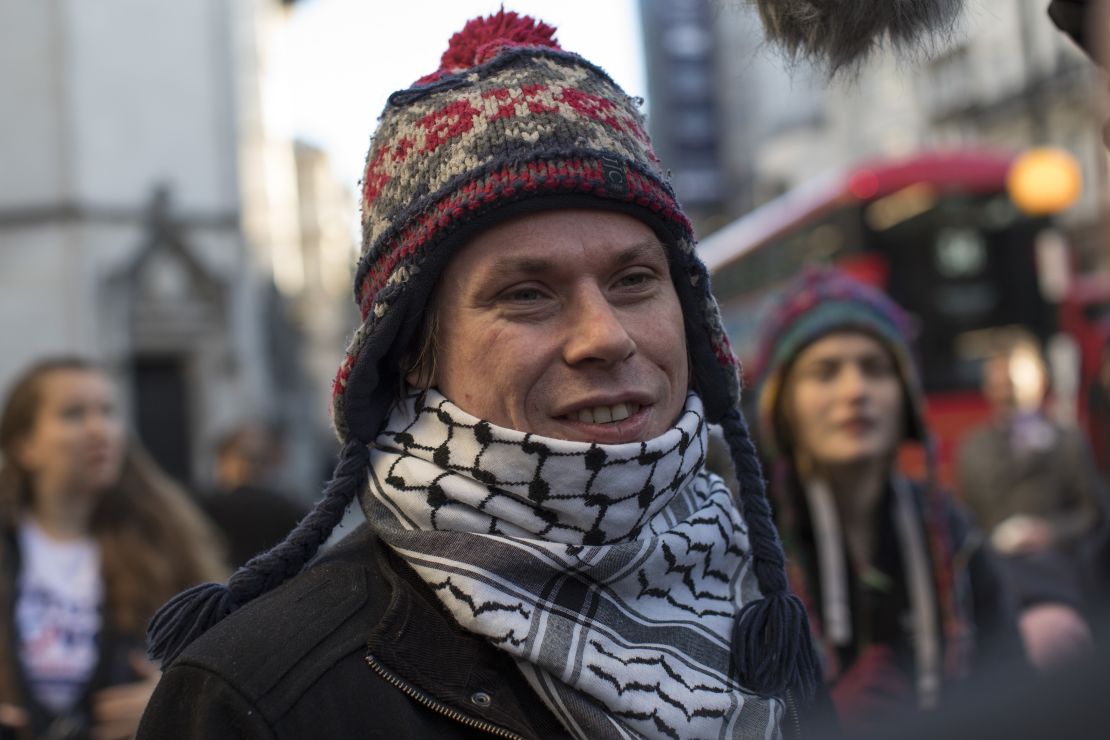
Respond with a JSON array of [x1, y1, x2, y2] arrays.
[[484, 239, 669, 281], [612, 239, 669, 266]]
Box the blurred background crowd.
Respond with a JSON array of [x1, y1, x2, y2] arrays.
[[1, 0, 1109, 737]]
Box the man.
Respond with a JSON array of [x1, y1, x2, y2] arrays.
[[201, 423, 307, 569], [957, 338, 1104, 668], [137, 11, 818, 739]]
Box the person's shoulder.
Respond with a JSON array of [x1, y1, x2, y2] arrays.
[[1053, 422, 1092, 450], [203, 485, 307, 519], [958, 422, 996, 452], [166, 524, 389, 708], [901, 478, 979, 546]]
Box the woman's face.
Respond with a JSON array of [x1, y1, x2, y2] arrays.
[[782, 332, 904, 471], [15, 369, 126, 501]]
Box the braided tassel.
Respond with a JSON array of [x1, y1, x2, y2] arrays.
[[719, 409, 820, 700], [148, 439, 370, 665]]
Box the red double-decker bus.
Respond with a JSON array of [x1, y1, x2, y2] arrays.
[[700, 150, 1107, 486]]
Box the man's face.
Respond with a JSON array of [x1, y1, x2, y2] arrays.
[[982, 355, 1017, 410], [426, 209, 689, 444], [983, 347, 1046, 413]]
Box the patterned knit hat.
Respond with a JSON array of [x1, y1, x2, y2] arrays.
[[149, 11, 817, 701], [331, 12, 739, 442], [752, 266, 928, 461]]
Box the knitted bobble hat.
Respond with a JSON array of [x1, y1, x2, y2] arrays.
[[148, 11, 818, 700], [752, 266, 929, 462]]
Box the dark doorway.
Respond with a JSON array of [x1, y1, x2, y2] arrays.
[[132, 355, 192, 486]]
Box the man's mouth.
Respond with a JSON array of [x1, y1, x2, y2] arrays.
[[563, 402, 642, 424]]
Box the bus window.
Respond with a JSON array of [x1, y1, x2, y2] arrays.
[[870, 194, 1055, 393]]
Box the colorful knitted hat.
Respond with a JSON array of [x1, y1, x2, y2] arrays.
[[332, 13, 739, 442], [752, 267, 928, 461], [149, 11, 817, 701]]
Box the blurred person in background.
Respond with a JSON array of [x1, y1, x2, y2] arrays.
[[1088, 342, 1110, 604], [752, 269, 1021, 733], [1088, 342, 1110, 476], [957, 337, 1105, 664], [201, 423, 306, 569], [0, 358, 226, 739]]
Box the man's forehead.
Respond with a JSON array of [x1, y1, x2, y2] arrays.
[[484, 238, 670, 275]]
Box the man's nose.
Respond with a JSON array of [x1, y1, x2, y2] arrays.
[[562, 285, 635, 366]]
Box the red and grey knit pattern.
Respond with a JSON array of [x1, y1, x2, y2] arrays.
[[331, 28, 739, 442]]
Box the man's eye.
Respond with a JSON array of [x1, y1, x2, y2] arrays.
[[614, 272, 652, 289], [503, 287, 544, 302]]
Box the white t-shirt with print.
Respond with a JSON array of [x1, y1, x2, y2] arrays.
[[15, 518, 103, 713]]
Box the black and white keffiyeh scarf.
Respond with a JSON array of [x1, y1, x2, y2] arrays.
[[361, 390, 783, 739]]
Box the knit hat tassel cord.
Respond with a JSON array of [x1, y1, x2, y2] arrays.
[[147, 439, 370, 665], [721, 408, 820, 701]]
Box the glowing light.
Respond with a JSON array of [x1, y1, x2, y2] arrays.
[[848, 170, 880, 200], [1008, 344, 1046, 412], [1006, 148, 1082, 216]]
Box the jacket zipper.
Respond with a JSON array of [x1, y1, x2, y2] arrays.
[[365, 654, 525, 739], [783, 689, 803, 740]]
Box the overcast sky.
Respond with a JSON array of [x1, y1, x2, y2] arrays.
[[282, 0, 646, 192]]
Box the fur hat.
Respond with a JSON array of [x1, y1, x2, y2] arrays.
[[148, 11, 817, 701], [755, 0, 965, 72]]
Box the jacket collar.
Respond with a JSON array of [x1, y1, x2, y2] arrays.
[[364, 534, 567, 739]]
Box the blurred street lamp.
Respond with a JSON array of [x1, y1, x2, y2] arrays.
[[1006, 147, 1083, 216]]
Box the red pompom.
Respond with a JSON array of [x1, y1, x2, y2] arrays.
[[419, 10, 560, 83]]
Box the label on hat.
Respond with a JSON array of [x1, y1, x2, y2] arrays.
[[600, 154, 627, 195]]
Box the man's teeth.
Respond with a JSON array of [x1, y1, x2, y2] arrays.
[[570, 403, 640, 424]]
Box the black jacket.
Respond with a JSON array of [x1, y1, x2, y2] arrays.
[[137, 526, 571, 739], [139, 525, 830, 739]]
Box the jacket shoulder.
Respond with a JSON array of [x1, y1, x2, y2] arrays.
[[168, 525, 388, 717]]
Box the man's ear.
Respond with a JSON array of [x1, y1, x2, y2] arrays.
[[404, 338, 439, 390], [403, 306, 441, 390], [405, 362, 437, 389]]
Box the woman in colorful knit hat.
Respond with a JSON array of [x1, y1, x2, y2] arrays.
[[138, 12, 821, 740], [751, 267, 1021, 731]]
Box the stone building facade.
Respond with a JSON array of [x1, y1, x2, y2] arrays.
[[0, 0, 355, 497]]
